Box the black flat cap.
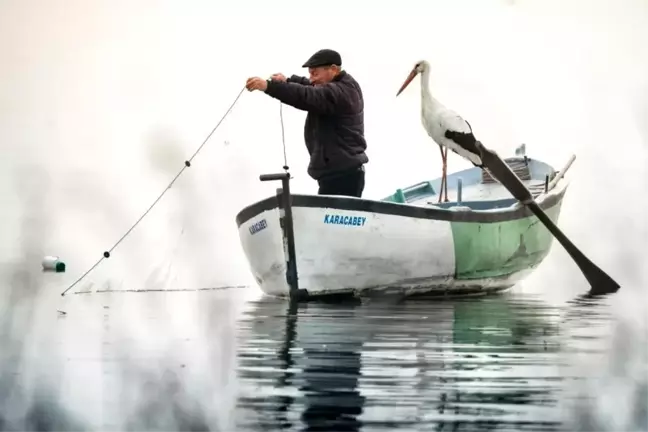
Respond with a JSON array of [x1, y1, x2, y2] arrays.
[[302, 49, 342, 68]]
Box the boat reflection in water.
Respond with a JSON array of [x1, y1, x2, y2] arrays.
[[235, 293, 571, 431]]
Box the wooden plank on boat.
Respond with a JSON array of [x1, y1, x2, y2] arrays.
[[528, 182, 548, 198], [481, 158, 531, 184]]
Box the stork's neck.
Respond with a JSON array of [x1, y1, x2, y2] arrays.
[[420, 68, 442, 111]]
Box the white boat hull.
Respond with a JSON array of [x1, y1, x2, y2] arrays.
[[236, 177, 568, 299], [239, 205, 459, 297]]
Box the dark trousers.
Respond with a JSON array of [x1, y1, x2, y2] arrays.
[[317, 166, 365, 198]]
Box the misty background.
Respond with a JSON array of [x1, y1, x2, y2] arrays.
[[0, 0, 647, 430]]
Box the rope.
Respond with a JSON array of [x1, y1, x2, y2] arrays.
[[60, 86, 246, 296], [279, 101, 289, 172], [71, 285, 249, 295]]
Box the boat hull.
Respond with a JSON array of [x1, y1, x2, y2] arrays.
[[236, 179, 568, 299]]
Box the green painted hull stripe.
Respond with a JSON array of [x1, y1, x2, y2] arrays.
[[450, 200, 564, 280]]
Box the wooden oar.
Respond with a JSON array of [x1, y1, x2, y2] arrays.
[[477, 143, 620, 296]]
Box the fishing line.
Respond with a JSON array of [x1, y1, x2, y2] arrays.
[[71, 285, 249, 295], [60, 86, 246, 296], [279, 101, 289, 172]]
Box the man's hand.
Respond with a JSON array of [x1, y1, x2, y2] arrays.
[[246, 77, 268, 92], [271, 73, 287, 82]]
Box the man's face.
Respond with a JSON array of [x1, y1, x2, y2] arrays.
[[308, 65, 338, 85]]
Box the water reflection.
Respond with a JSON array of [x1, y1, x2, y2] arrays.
[[0, 287, 640, 431], [236, 298, 365, 431], [236, 293, 585, 431]]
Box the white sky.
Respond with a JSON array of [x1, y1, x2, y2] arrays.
[[0, 1, 646, 429], [0, 0, 646, 290], [0, 0, 648, 279]]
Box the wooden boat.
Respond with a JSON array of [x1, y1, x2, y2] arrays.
[[235, 149, 573, 300]]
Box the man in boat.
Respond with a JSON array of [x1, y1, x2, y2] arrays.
[[245, 49, 369, 198]]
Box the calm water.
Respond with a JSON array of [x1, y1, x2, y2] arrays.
[[0, 280, 646, 431], [235, 292, 645, 432]]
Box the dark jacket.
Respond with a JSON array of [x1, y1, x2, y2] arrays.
[[264, 71, 369, 180]]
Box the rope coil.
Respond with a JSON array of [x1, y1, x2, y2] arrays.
[[60, 86, 246, 296]]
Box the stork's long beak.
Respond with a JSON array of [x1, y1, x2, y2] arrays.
[[396, 69, 418, 96]]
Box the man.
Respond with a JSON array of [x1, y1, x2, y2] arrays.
[[245, 49, 369, 198]]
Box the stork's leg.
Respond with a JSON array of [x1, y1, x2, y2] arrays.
[[442, 147, 449, 202], [437, 145, 445, 203]]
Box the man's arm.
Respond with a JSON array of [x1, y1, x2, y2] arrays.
[[265, 80, 346, 115], [286, 75, 312, 86]]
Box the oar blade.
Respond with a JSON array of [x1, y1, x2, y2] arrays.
[[475, 143, 621, 295], [525, 201, 620, 295]]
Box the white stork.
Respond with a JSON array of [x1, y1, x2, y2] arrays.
[[396, 60, 483, 203]]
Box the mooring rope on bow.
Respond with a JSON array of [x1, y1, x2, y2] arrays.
[[60, 86, 246, 296]]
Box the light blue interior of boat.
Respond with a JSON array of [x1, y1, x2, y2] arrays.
[[381, 157, 557, 210]]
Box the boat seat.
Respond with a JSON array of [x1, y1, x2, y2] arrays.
[[389, 181, 436, 204]]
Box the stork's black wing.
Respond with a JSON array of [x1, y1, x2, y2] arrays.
[[444, 129, 482, 163]]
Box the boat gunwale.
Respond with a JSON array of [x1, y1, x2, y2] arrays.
[[235, 179, 569, 227]]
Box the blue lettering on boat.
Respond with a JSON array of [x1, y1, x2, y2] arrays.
[[323, 214, 366, 226], [249, 219, 268, 235]]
